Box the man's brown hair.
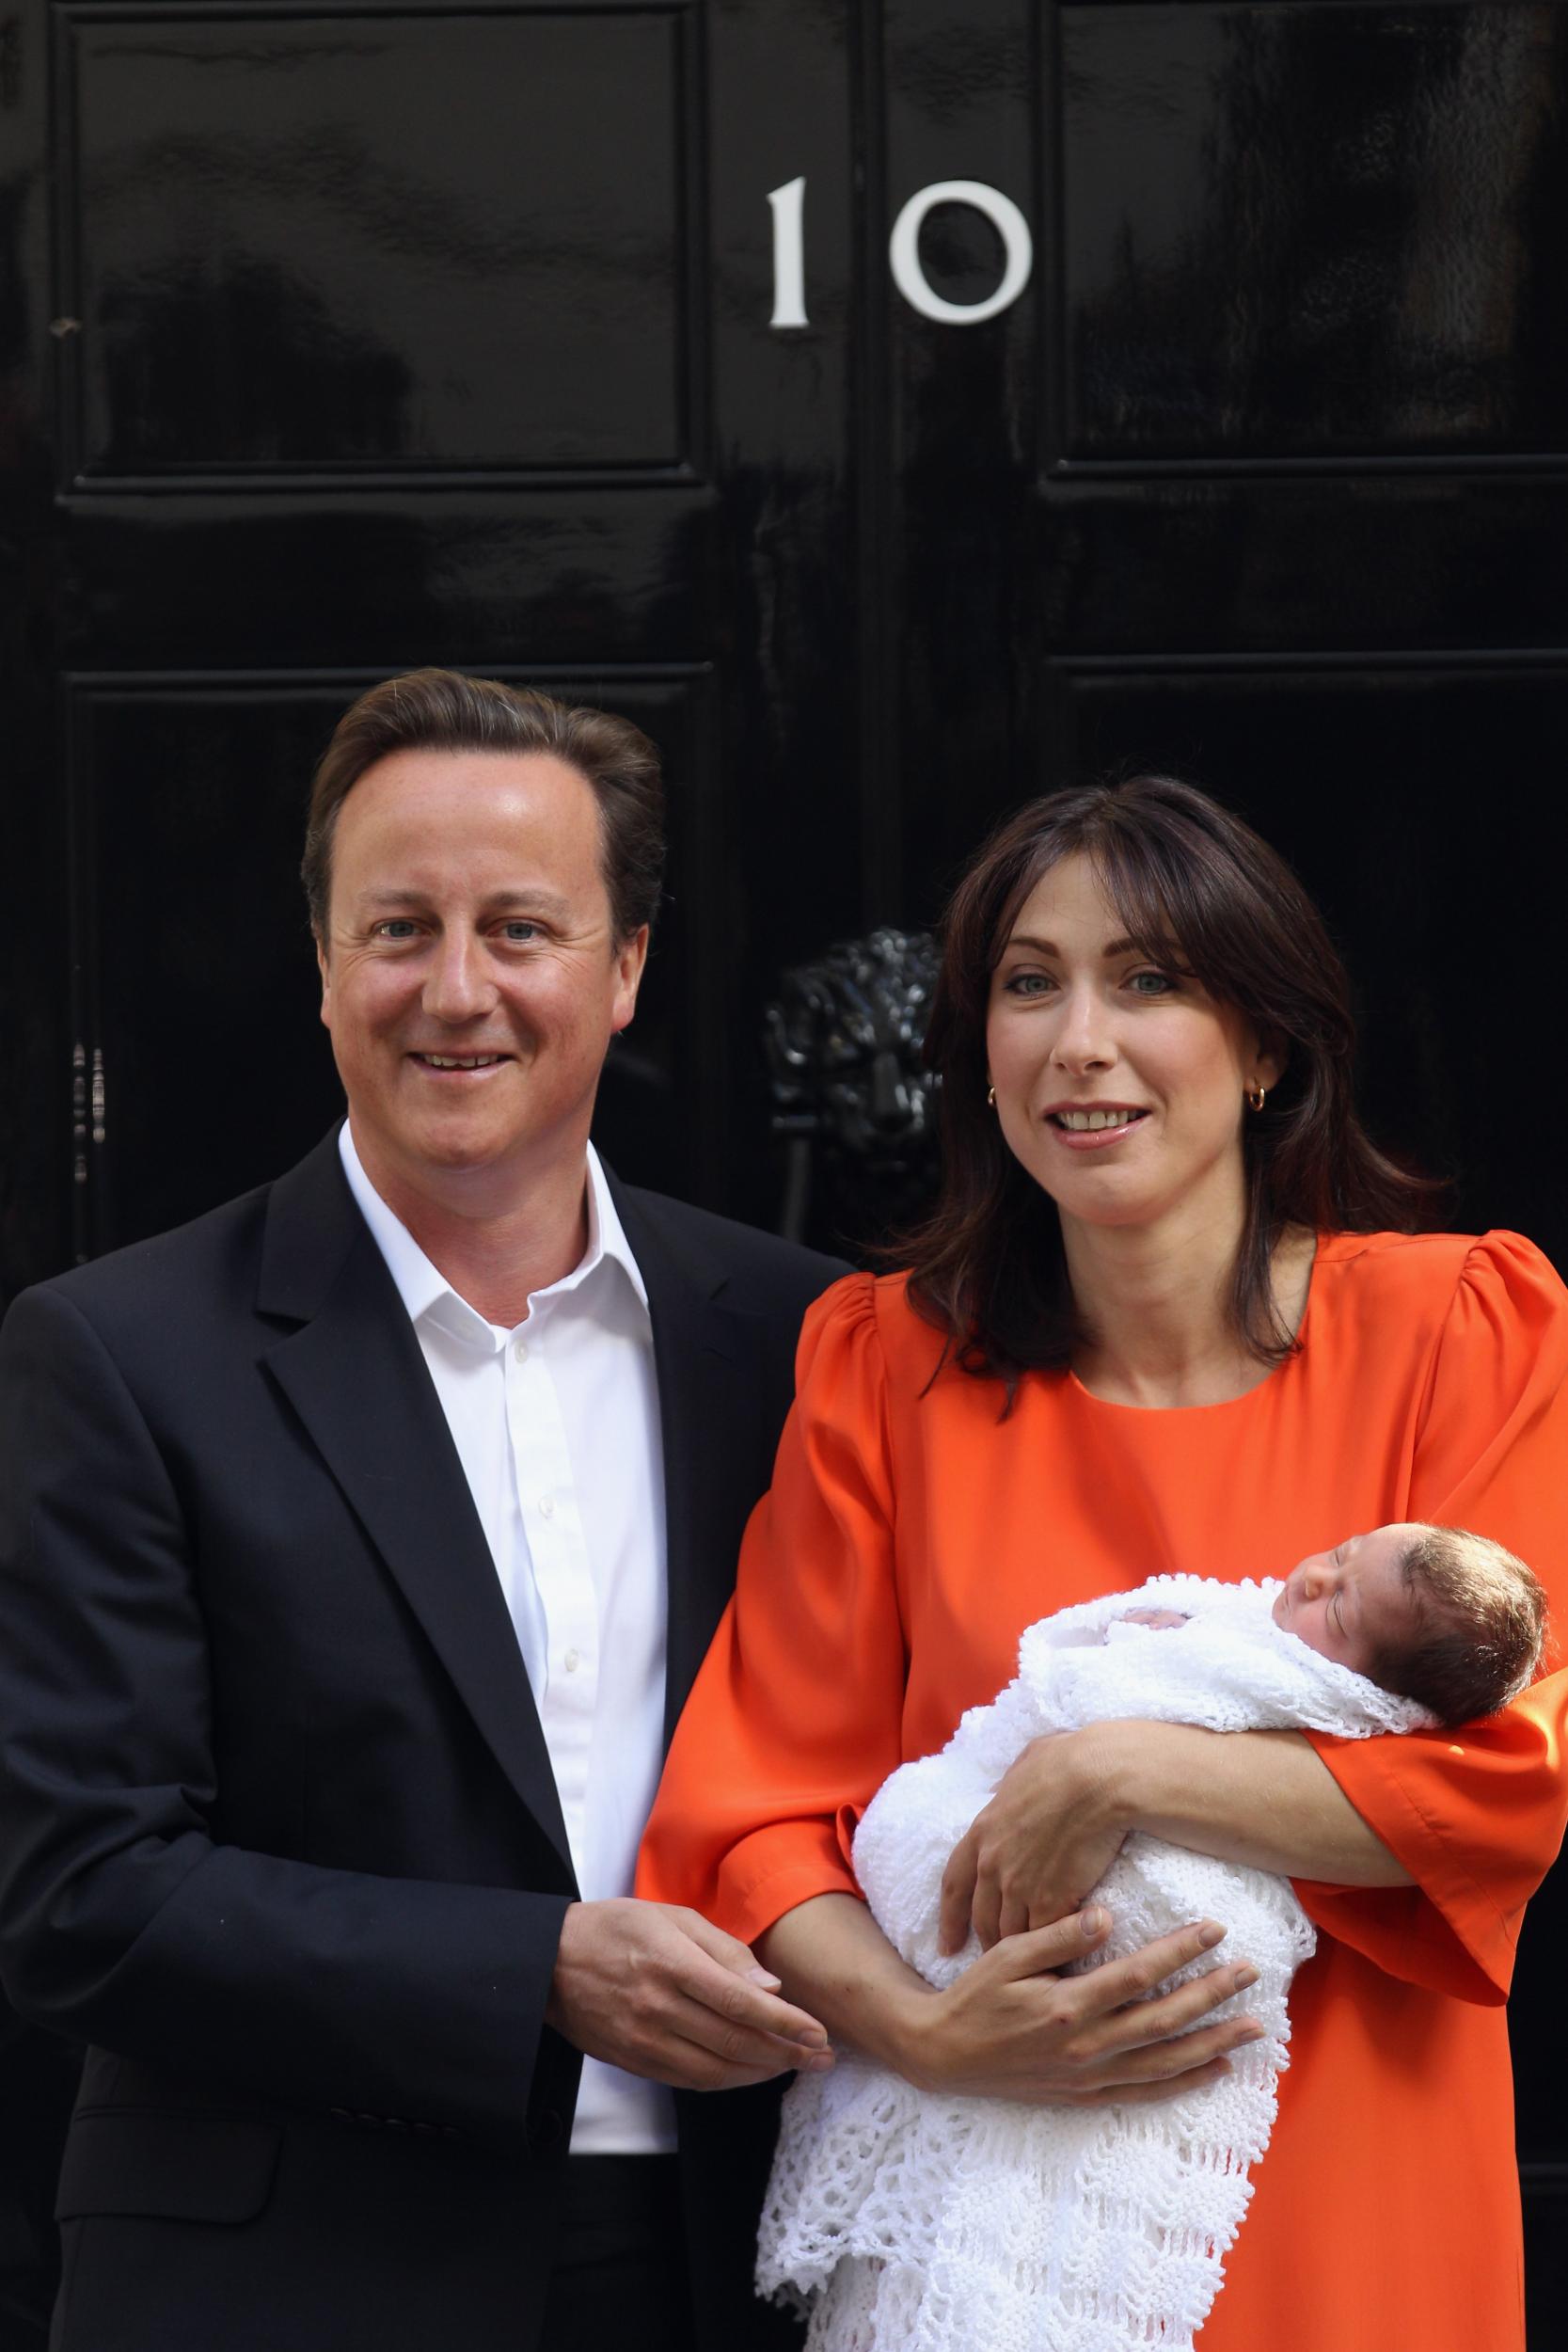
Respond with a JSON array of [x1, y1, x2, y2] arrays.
[[303, 668, 665, 946]]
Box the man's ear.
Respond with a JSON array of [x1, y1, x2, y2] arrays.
[[610, 924, 650, 1034], [315, 932, 332, 1029]]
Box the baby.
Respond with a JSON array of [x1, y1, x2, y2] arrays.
[[1140, 1520, 1545, 1722], [760, 1523, 1546, 2352]]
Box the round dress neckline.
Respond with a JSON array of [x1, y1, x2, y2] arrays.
[[1064, 1233, 1325, 1417]]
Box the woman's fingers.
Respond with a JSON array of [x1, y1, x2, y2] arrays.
[[998, 1909, 1261, 2074], [937, 1826, 980, 1954], [1080, 2007, 1265, 2090], [986, 1904, 1113, 1977], [996, 1889, 1034, 1944], [1088, 1958, 1261, 2057], [926, 1909, 1261, 2106], [1069, 1915, 1229, 2012], [1071, 2054, 1239, 2108]]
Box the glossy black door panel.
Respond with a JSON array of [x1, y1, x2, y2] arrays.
[[1056, 2, 1568, 467], [54, 491, 719, 665], [57, 4, 702, 483], [1030, 471, 1568, 655], [877, 0, 1043, 924]]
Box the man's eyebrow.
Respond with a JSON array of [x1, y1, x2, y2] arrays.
[[352, 886, 574, 916], [478, 889, 573, 917]]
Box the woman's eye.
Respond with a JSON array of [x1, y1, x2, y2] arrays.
[[1004, 971, 1053, 997], [1127, 969, 1179, 996]]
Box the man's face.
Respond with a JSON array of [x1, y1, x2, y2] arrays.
[[317, 747, 646, 1214]]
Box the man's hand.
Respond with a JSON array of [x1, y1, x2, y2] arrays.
[[546, 1898, 835, 2091]]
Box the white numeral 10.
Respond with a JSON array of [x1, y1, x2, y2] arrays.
[[768, 177, 1033, 330]]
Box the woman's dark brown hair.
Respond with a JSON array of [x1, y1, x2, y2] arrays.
[[904, 774, 1438, 1391]]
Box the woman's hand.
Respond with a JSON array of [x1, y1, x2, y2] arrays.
[[758, 1888, 1260, 2110], [939, 1724, 1129, 1953], [937, 1718, 1415, 1959], [915, 1907, 1263, 2106]]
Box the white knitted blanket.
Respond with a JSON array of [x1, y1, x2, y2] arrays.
[[759, 1574, 1433, 2352]]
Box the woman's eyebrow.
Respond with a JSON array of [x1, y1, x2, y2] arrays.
[[1002, 932, 1148, 958]]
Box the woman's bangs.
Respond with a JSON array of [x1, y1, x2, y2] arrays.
[[1089, 842, 1206, 982]]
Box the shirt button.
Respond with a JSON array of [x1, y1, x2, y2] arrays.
[[538, 1495, 554, 1519], [563, 1648, 580, 1674], [513, 1336, 528, 1363]]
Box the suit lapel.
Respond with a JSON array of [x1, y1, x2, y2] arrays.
[[256, 1135, 575, 1881], [610, 1180, 766, 1749]]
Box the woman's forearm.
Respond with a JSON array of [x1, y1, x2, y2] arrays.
[[756, 1892, 934, 2075], [1104, 1723, 1414, 1886]]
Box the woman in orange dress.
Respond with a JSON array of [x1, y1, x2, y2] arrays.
[[639, 776, 1568, 2352]]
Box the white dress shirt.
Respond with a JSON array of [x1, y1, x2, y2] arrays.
[[339, 1123, 674, 2154]]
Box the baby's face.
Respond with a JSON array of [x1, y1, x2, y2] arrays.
[[1272, 1524, 1421, 1676]]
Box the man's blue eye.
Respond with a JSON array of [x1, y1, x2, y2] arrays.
[[502, 921, 539, 942], [378, 920, 418, 940]]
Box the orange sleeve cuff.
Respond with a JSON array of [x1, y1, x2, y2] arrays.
[[711, 1821, 864, 1948], [1296, 1679, 1568, 2004]]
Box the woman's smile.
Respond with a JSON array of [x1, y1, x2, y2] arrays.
[[1042, 1102, 1151, 1151]]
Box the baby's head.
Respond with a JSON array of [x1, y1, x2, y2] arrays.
[[1272, 1522, 1547, 1724]]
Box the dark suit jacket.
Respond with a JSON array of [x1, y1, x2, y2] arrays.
[[0, 1131, 847, 2352]]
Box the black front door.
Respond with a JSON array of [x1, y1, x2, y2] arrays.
[[4, 1, 1565, 2336]]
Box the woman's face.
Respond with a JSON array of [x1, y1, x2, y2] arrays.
[[984, 853, 1278, 1243]]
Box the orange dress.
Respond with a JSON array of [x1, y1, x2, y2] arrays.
[[639, 1231, 1568, 2352]]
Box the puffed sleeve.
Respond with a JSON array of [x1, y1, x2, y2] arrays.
[[1296, 1232, 1568, 2003], [638, 1273, 907, 1944]]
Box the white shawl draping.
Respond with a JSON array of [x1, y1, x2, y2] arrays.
[[758, 1575, 1431, 2352]]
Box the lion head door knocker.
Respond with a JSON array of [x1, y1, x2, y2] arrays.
[[764, 927, 942, 1250]]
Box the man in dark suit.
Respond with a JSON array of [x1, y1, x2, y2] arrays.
[[0, 670, 846, 2351]]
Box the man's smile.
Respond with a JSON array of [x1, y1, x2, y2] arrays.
[[407, 1050, 513, 1073]]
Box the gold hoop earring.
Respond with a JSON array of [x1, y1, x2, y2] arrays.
[[986, 1084, 996, 1108], [1245, 1083, 1267, 1113]]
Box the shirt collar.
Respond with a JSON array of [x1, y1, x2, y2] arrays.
[[337, 1121, 649, 1343]]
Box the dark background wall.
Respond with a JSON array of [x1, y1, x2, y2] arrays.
[[3, 0, 1567, 2339]]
